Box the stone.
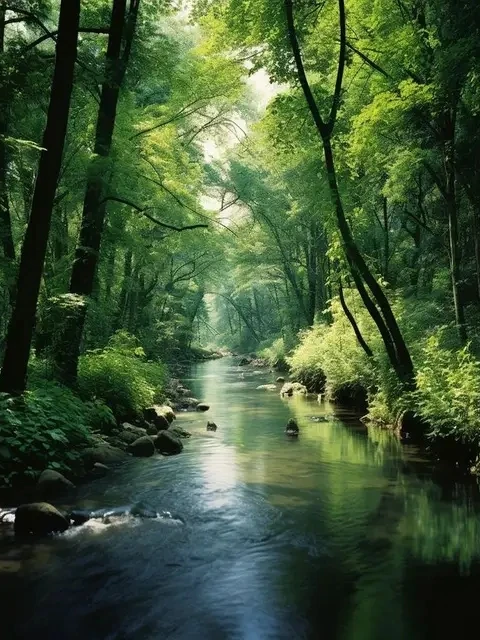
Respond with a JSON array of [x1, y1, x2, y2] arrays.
[[156, 405, 176, 423], [280, 382, 307, 397], [145, 423, 158, 436], [91, 462, 109, 477], [154, 431, 183, 456], [238, 357, 251, 366], [168, 425, 192, 439], [35, 469, 75, 500], [15, 503, 69, 537], [276, 377, 285, 383], [69, 509, 92, 526], [127, 436, 155, 457], [143, 406, 170, 431], [121, 423, 148, 438], [256, 384, 277, 391], [117, 430, 139, 445], [82, 443, 128, 466], [285, 418, 299, 436], [196, 403, 210, 412], [206, 421, 217, 432]]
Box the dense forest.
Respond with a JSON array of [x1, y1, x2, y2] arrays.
[[1, 0, 480, 492]]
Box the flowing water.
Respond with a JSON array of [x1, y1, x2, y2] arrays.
[[2, 357, 480, 639]]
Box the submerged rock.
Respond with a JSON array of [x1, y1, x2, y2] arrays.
[[285, 418, 300, 436], [276, 376, 285, 383], [196, 403, 210, 412], [206, 421, 217, 432], [127, 436, 155, 457], [35, 469, 75, 500], [256, 384, 277, 391], [280, 382, 308, 397], [154, 431, 183, 455], [91, 462, 109, 477], [15, 503, 69, 537]]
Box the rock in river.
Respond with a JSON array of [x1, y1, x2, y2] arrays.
[[196, 403, 210, 412], [82, 443, 128, 466], [206, 421, 217, 431], [143, 406, 170, 431], [280, 382, 307, 397], [15, 503, 69, 537], [256, 384, 277, 391], [168, 425, 192, 439], [154, 431, 183, 456], [35, 469, 75, 500], [285, 418, 300, 436], [127, 436, 156, 457]]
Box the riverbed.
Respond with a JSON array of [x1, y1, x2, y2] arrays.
[[1, 357, 480, 639]]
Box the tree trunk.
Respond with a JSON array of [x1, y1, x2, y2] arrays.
[[0, 0, 80, 394], [338, 281, 373, 358], [0, 6, 15, 267], [54, 0, 140, 384], [443, 108, 467, 343]]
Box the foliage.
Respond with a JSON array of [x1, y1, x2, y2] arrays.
[[259, 337, 287, 369], [0, 384, 94, 490], [414, 331, 480, 444], [77, 332, 168, 421], [287, 298, 376, 398]]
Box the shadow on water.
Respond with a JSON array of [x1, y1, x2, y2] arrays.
[[2, 357, 480, 639]]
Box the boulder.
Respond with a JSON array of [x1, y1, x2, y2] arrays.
[[82, 443, 128, 466], [143, 406, 170, 431], [206, 421, 217, 432], [276, 377, 285, 383], [156, 405, 176, 423], [280, 382, 307, 397], [117, 430, 139, 445], [174, 396, 200, 410], [168, 425, 192, 439], [256, 384, 277, 391], [238, 356, 251, 366], [154, 431, 183, 456], [196, 403, 210, 412], [69, 509, 92, 526], [285, 418, 299, 436], [121, 423, 148, 438], [127, 436, 155, 457], [145, 423, 158, 436], [35, 469, 75, 500], [15, 503, 69, 537]]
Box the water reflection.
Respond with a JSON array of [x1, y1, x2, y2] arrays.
[[1, 358, 480, 639]]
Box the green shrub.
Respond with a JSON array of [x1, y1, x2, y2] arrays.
[[287, 298, 376, 399], [259, 337, 288, 369], [78, 331, 167, 421], [0, 384, 94, 490], [414, 329, 480, 444]]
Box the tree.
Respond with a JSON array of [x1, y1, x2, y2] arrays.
[[0, 0, 80, 394]]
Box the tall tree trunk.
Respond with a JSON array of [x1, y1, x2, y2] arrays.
[[285, 0, 414, 386], [0, 0, 80, 394], [0, 6, 15, 268], [338, 281, 373, 358], [442, 108, 467, 343], [55, 0, 140, 384]]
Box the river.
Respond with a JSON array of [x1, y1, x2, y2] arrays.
[[1, 357, 480, 639]]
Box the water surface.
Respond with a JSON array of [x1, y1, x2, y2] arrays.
[[1, 357, 480, 639]]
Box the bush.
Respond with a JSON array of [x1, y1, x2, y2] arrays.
[[0, 384, 95, 490], [414, 329, 480, 445], [287, 297, 376, 400], [259, 337, 289, 370], [78, 331, 167, 421]]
